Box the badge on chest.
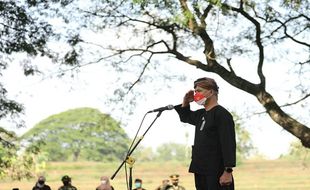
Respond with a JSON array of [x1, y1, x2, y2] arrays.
[[200, 116, 206, 131]]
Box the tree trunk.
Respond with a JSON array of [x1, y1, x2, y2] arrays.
[[73, 150, 80, 161], [256, 90, 310, 148]]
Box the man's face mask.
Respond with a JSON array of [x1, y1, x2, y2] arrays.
[[38, 180, 45, 185], [135, 182, 142, 188], [194, 92, 207, 105], [63, 181, 69, 186], [101, 180, 107, 185], [172, 179, 178, 186]]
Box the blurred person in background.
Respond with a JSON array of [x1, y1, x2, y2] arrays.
[[96, 176, 114, 190], [58, 175, 78, 190], [133, 178, 146, 190], [32, 175, 51, 190], [155, 179, 170, 190], [166, 174, 185, 190]]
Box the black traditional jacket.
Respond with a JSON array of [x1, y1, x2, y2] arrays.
[[175, 104, 236, 175]]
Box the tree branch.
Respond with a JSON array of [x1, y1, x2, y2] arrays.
[[226, 2, 266, 89], [255, 13, 310, 48], [271, 16, 310, 47], [226, 58, 236, 75], [126, 55, 152, 94], [281, 93, 310, 107]]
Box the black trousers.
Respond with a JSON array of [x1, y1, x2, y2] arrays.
[[194, 173, 234, 190]]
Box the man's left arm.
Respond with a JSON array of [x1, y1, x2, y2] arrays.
[[217, 109, 236, 186], [217, 110, 236, 168]]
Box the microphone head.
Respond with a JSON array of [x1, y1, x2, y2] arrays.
[[167, 105, 175, 110]]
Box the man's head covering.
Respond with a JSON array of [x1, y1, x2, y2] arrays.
[[194, 77, 219, 92], [61, 175, 71, 182], [169, 174, 179, 180], [100, 176, 109, 182], [135, 178, 142, 183], [38, 175, 46, 181]]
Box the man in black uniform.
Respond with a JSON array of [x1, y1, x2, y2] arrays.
[[32, 175, 51, 190], [174, 77, 236, 190], [58, 175, 78, 190]]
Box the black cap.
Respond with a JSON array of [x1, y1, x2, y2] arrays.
[[170, 174, 179, 180], [62, 175, 71, 182], [135, 178, 142, 183]]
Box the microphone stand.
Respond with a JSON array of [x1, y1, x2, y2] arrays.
[[126, 156, 135, 190], [111, 111, 164, 190]]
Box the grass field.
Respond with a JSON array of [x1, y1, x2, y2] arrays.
[[0, 159, 309, 190]]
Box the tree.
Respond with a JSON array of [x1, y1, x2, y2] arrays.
[[280, 140, 310, 163], [0, 0, 85, 160], [233, 113, 256, 161], [0, 0, 77, 122], [132, 146, 157, 162], [155, 142, 189, 161], [0, 0, 309, 161], [21, 107, 130, 161], [44, 0, 308, 148], [0, 127, 36, 180]]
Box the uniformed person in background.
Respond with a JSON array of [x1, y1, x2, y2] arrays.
[[166, 174, 185, 190], [58, 175, 78, 190]]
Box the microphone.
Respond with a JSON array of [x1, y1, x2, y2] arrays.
[[147, 105, 175, 113]]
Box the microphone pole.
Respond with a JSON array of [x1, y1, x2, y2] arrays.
[[111, 110, 164, 183]]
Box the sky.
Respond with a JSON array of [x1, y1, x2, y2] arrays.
[[1, 53, 301, 160]]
